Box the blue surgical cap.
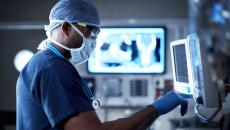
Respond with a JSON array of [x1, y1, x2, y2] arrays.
[[45, 0, 100, 35]]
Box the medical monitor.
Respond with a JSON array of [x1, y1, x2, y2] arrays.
[[170, 39, 193, 95], [187, 34, 219, 107], [88, 27, 166, 74]]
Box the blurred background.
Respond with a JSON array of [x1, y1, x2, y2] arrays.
[[0, 0, 227, 130]]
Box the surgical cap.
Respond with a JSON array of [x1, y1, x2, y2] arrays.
[[45, 0, 100, 35]]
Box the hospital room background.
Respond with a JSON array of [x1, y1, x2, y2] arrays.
[[1, 0, 230, 130]]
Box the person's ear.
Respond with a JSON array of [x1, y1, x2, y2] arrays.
[[61, 22, 71, 37]]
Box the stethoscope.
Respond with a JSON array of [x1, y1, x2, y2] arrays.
[[46, 43, 100, 109]]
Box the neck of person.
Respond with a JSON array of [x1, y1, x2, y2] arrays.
[[50, 42, 71, 60]]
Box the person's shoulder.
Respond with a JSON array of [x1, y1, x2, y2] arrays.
[[26, 50, 74, 72]]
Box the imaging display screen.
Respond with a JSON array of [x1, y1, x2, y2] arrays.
[[88, 27, 166, 74], [173, 44, 189, 83]]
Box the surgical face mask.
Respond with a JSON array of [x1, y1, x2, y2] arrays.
[[48, 23, 96, 65]]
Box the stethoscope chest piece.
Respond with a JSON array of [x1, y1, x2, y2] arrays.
[[92, 98, 100, 109]]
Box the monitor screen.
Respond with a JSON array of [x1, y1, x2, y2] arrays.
[[88, 27, 166, 74], [173, 44, 189, 83]]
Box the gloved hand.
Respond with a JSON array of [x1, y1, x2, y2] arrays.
[[151, 91, 188, 116]]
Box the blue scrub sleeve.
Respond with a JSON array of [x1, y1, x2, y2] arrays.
[[39, 65, 94, 128]]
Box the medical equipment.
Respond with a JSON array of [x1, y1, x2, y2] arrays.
[[98, 76, 155, 107], [188, 0, 230, 123], [170, 0, 230, 124], [128, 78, 154, 106], [88, 27, 166, 74], [171, 34, 220, 107], [170, 34, 224, 122], [187, 34, 221, 123], [170, 39, 193, 95]]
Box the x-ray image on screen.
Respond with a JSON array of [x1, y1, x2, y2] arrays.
[[88, 27, 166, 74]]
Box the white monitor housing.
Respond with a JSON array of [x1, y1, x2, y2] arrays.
[[170, 39, 194, 95], [170, 34, 220, 108], [187, 34, 219, 108]]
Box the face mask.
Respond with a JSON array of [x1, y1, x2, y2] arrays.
[[48, 23, 96, 65]]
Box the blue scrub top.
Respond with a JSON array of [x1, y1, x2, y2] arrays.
[[16, 49, 94, 130]]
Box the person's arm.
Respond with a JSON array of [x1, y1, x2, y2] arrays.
[[63, 91, 188, 130], [64, 107, 158, 130], [102, 107, 158, 130]]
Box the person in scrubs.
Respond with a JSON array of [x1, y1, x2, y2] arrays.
[[16, 0, 188, 130]]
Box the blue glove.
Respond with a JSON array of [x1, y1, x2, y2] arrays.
[[152, 91, 188, 116]]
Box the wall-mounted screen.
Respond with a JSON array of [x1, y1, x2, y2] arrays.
[[88, 27, 166, 74]]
